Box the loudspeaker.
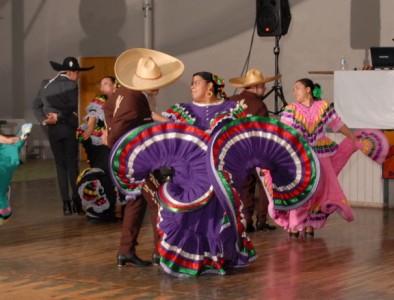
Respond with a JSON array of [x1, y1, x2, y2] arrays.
[[256, 0, 291, 37]]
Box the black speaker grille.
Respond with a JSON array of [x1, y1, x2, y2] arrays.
[[256, 0, 291, 37]]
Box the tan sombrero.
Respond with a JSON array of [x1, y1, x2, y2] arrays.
[[114, 48, 184, 91], [229, 69, 281, 88]]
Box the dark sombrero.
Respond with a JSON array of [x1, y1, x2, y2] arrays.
[[50, 57, 94, 72]]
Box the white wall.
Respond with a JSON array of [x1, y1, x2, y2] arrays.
[[154, 0, 394, 113], [1, 0, 393, 120]]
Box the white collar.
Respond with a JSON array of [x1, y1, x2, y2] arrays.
[[192, 99, 225, 107]]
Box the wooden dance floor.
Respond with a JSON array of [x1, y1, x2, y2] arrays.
[[1, 159, 394, 299]]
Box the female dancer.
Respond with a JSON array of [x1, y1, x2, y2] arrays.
[[279, 78, 387, 237], [0, 123, 32, 224], [110, 72, 321, 276], [76, 76, 120, 220]]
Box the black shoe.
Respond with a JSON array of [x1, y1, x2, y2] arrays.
[[63, 201, 72, 216], [289, 231, 300, 238], [99, 211, 117, 222], [245, 223, 255, 233], [256, 222, 277, 231], [152, 254, 161, 265], [117, 253, 152, 267], [72, 197, 84, 215]]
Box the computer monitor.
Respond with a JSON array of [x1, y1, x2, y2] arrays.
[[370, 47, 394, 69]]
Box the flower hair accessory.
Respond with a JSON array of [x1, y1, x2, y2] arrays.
[[212, 74, 227, 98], [313, 84, 323, 100]]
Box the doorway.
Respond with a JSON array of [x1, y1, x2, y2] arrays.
[[78, 56, 116, 161]]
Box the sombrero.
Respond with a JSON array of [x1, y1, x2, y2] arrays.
[[229, 69, 281, 88], [50, 57, 94, 72], [114, 48, 185, 91]]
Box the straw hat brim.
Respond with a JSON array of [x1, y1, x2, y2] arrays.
[[229, 74, 281, 88], [115, 48, 185, 91]]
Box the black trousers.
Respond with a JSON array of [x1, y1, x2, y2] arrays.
[[48, 130, 79, 202]]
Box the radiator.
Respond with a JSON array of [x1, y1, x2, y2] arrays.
[[328, 133, 384, 207]]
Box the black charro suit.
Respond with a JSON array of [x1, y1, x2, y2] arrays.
[[32, 75, 79, 211]]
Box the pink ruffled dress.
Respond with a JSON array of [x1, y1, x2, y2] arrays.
[[277, 100, 359, 231]]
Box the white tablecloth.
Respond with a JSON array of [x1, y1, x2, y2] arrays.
[[334, 70, 394, 129]]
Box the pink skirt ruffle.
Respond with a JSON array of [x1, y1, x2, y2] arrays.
[[270, 138, 359, 232]]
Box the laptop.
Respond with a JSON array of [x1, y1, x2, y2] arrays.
[[370, 47, 394, 69]]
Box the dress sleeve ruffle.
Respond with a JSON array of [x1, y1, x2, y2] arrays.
[[83, 100, 105, 123], [163, 103, 195, 125], [207, 101, 248, 135]]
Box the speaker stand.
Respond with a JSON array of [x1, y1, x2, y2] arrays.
[[263, 36, 288, 115]]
